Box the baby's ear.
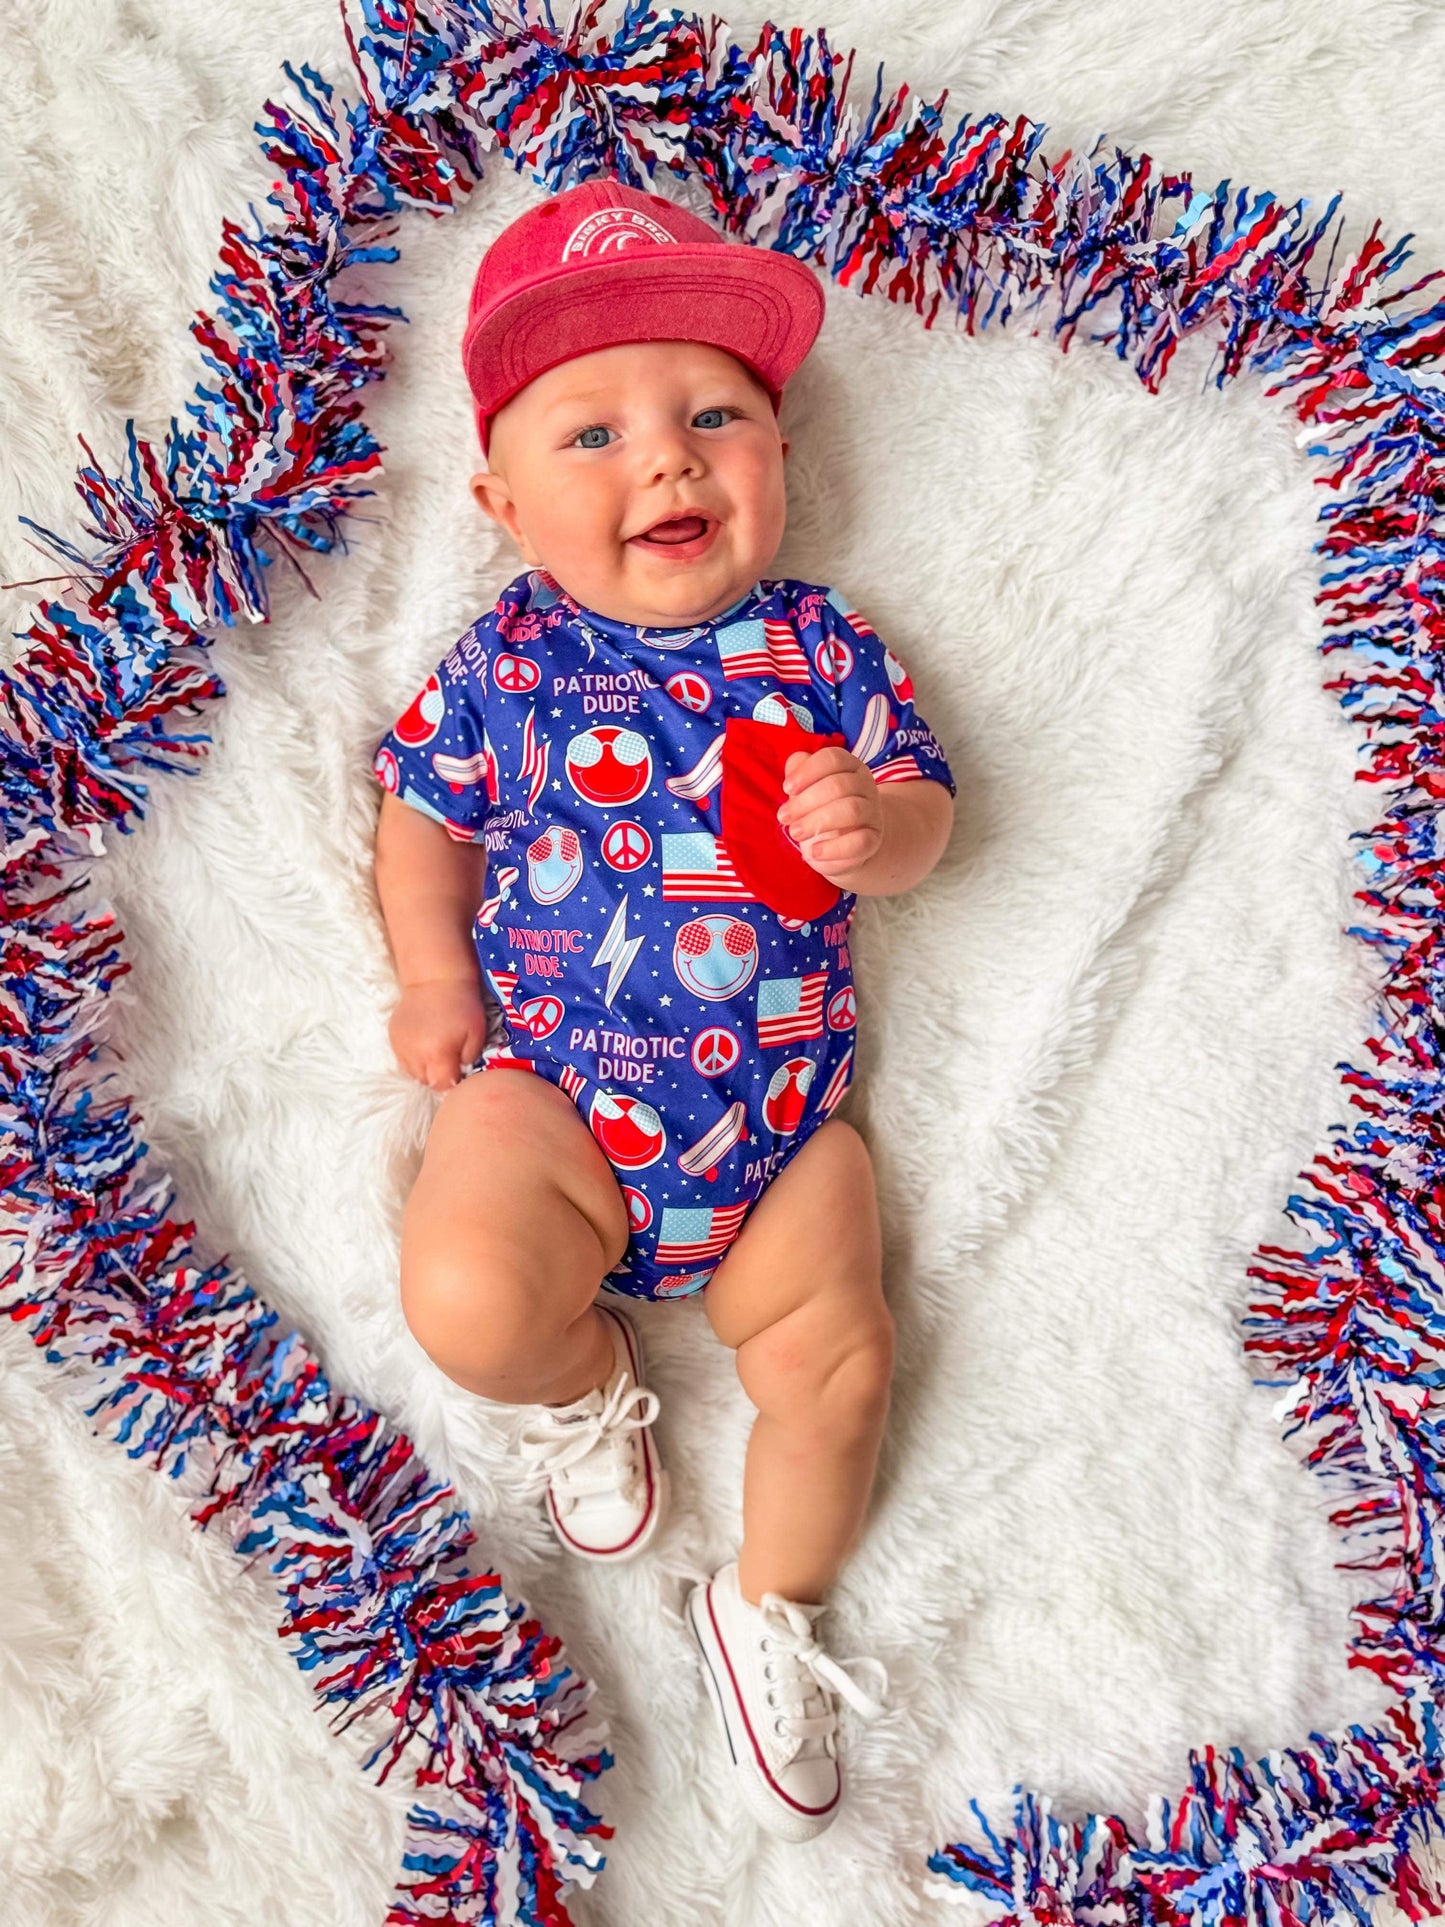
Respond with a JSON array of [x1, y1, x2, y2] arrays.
[[469, 468, 505, 518], [469, 469, 537, 562]]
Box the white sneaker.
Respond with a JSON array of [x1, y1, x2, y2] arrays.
[[514, 1302, 667, 1562], [686, 1559, 888, 1841]]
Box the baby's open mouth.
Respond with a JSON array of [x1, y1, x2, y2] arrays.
[[639, 516, 712, 547], [627, 513, 720, 561]]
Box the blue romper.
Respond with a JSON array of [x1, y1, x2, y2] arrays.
[[373, 568, 954, 1302]]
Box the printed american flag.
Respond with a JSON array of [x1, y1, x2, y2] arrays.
[[655, 1200, 750, 1264], [661, 832, 758, 901], [873, 753, 923, 784], [714, 617, 812, 685], [481, 1045, 535, 1071], [756, 969, 829, 1046], [762, 618, 812, 682], [559, 1064, 587, 1102], [486, 968, 519, 1018], [519, 707, 548, 810]]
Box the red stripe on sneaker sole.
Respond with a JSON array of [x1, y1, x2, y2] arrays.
[[702, 1579, 839, 1817]]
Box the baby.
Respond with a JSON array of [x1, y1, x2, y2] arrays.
[[371, 178, 954, 1841]]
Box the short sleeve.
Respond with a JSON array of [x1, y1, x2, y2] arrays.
[[815, 590, 956, 796], [371, 625, 495, 845]]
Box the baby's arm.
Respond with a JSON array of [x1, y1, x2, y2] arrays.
[[374, 790, 492, 1089], [779, 747, 952, 897]]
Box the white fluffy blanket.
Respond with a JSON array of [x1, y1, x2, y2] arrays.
[[3, 2, 1441, 1922]]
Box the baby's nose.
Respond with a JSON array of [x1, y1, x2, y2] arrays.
[[638, 427, 705, 483]]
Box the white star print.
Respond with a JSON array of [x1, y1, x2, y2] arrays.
[[642, 884, 655, 896]]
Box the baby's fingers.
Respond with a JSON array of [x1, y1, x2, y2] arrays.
[[460, 1013, 491, 1067], [779, 768, 872, 820], [800, 824, 881, 876], [785, 792, 879, 842], [783, 745, 863, 795], [421, 1050, 464, 1091], [397, 1029, 465, 1089]]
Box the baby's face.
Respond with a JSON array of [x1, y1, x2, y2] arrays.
[[470, 339, 789, 629]]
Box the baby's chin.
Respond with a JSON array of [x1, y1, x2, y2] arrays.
[[562, 546, 771, 630]]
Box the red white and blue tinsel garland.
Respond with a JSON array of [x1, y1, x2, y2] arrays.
[[7, 0, 1445, 1921]]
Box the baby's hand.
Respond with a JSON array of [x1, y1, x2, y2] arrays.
[[389, 977, 491, 1091], [777, 746, 884, 883]]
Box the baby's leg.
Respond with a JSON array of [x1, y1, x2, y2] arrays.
[[400, 1070, 630, 1406], [702, 1121, 893, 1606]]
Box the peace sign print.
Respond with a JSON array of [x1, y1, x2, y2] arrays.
[[518, 994, 565, 1040], [666, 671, 712, 713], [602, 819, 654, 872], [621, 1186, 653, 1234], [826, 987, 857, 1032], [494, 652, 541, 694], [691, 1025, 742, 1078], [815, 634, 854, 682]]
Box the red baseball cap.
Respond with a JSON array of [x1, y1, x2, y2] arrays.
[[463, 178, 826, 458]]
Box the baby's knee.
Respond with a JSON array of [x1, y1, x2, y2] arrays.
[[741, 1297, 895, 1439], [825, 1312, 895, 1433], [401, 1246, 559, 1390]]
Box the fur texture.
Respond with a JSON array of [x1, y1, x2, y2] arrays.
[[3, 1, 1444, 1921]]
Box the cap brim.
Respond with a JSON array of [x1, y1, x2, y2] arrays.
[[465, 243, 825, 438]]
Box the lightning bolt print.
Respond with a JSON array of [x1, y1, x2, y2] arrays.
[[591, 892, 644, 1008]]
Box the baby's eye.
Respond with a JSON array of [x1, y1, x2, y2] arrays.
[[693, 407, 735, 430], [573, 424, 615, 449]]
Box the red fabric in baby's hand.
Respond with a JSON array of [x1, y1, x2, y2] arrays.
[[719, 714, 845, 921]]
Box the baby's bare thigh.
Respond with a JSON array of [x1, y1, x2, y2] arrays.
[[401, 1070, 629, 1329], [702, 1118, 885, 1354]]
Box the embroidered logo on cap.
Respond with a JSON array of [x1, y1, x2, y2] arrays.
[[563, 207, 677, 258]]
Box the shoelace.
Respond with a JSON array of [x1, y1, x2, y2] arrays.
[[756, 1592, 889, 1766], [515, 1372, 660, 1509]]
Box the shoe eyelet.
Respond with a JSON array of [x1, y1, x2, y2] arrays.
[[760, 1637, 772, 1652], [772, 1717, 788, 1737], [765, 1689, 777, 1708], [762, 1663, 775, 1680]]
